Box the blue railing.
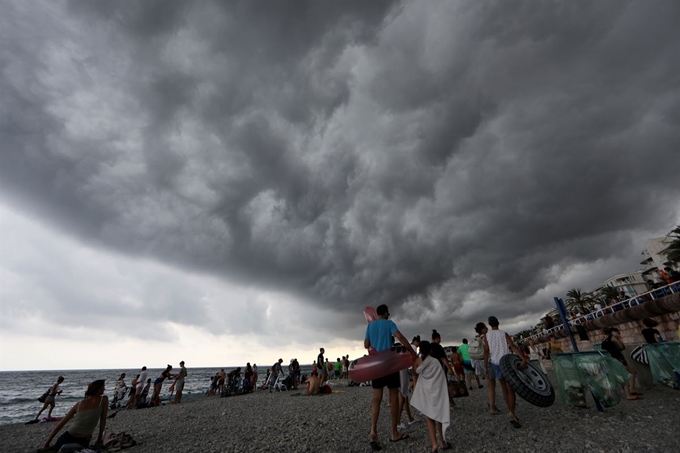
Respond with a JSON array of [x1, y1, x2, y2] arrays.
[[526, 281, 680, 341]]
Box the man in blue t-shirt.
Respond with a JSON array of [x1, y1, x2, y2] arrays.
[[364, 304, 416, 446]]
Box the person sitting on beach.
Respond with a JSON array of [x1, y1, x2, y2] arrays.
[[109, 373, 126, 409], [305, 371, 321, 395], [40, 379, 108, 452], [305, 372, 331, 395], [126, 374, 139, 409], [260, 369, 271, 390], [35, 376, 64, 421], [151, 365, 174, 404]]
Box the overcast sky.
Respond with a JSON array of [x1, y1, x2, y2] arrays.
[[1, 0, 679, 371]]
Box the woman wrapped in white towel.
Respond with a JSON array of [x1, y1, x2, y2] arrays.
[[411, 341, 451, 452]]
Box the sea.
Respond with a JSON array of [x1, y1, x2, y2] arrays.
[[0, 365, 315, 426]]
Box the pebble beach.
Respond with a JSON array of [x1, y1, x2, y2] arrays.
[[2, 374, 679, 453]]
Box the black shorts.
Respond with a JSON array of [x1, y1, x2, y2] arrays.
[[372, 371, 400, 389]]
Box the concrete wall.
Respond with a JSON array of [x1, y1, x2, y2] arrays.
[[533, 293, 680, 388]]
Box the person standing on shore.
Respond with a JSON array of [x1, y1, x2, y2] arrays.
[[151, 365, 174, 405], [430, 329, 455, 407], [40, 379, 108, 452], [291, 358, 301, 389], [317, 348, 328, 384], [601, 327, 642, 400], [133, 366, 147, 408], [217, 369, 226, 395], [364, 304, 416, 449], [251, 363, 258, 387], [334, 358, 342, 379], [458, 338, 483, 390], [173, 361, 188, 404], [35, 376, 64, 420], [483, 316, 526, 428]]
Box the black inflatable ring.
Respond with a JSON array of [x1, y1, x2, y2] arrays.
[[499, 354, 555, 407]]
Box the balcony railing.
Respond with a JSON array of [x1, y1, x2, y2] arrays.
[[525, 281, 680, 342]]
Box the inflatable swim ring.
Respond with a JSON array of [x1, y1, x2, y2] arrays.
[[363, 306, 378, 323], [349, 346, 413, 382]]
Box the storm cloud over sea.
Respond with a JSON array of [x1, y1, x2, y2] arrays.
[[1, 0, 679, 369]]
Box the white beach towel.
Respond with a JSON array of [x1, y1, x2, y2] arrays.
[[410, 355, 450, 432]]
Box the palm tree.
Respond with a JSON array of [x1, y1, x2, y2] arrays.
[[666, 225, 680, 264], [566, 288, 592, 313], [599, 286, 621, 304]]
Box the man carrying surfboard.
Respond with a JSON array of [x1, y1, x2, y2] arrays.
[[364, 304, 416, 450]]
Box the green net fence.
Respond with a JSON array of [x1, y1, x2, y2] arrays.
[[644, 342, 680, 389]]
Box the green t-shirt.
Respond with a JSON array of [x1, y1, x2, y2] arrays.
[[334, 361, 342, 371], [458, 343, 470, 361]]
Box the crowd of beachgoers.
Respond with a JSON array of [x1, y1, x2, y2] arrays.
[[21, 301, 679, 452]]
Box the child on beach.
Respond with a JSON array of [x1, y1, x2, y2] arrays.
[[410, 341, 451, 452]]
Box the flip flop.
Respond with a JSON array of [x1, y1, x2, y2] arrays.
[[390, 433, 410, 442], [489, 411, 501, 415], [369, 440, 382, 451], [510, 420, 522, 429], [439, 441, 453, 450], [408, 419, 418, 425], [627, 396, 643, 400]]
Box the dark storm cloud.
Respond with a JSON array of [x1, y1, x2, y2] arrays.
[[1, 0, 679, 339]]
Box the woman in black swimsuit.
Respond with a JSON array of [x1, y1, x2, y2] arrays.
[[150, 365, 174, 405], [601, 328, 642, 400]]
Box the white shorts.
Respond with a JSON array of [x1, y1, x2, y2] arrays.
[[472, 359, 485, 376]]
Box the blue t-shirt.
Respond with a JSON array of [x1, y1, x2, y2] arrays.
[[365, 319, 398, 352]]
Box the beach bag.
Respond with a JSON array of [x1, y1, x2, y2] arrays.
[[38, 389, 50, 403], [468, 336, 484, 360], [447, 378, 470, 398]]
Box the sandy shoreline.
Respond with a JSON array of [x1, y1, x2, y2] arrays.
[[2, 376, 679, 453]]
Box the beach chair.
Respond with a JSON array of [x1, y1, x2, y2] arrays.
[[273, 372, 288, 391]]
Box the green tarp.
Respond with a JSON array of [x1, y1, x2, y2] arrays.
[[643, 342, 680, 389], [552, 351, 630, 408]]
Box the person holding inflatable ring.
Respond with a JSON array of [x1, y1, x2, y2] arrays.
[[364, 304, 416, 449]]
